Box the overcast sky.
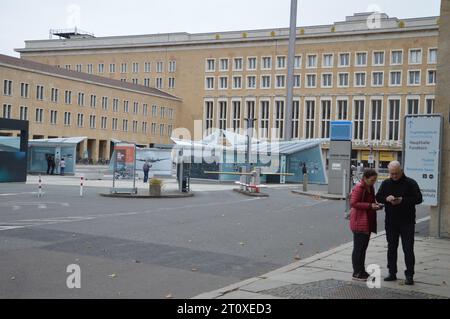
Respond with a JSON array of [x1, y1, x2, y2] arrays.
[[0, 0, 441, 57]]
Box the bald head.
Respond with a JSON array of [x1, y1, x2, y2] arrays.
[[388, 161, 403, 181]]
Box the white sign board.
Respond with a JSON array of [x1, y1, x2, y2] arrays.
[[404, 115, 442, 206]]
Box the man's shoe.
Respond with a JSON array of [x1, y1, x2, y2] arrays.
[[404, 277, 414, 285], [384, 274, 397, 281], [352, 273, 367, 281]]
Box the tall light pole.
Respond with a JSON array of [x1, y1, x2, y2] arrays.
[[284, 0, 298, 141], [244, 118, 257, 184]]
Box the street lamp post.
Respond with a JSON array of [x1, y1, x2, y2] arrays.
[[244, 118, 257, 185]]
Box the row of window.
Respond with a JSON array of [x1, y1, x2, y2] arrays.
[[1, 104, 173, 137], [57, 61, 177, 74], [121, 77, 175, 89], [203, 97, 435, 141], [2, 80, 175, 119], [205, 48, 438, 72], [204, 69, 436, 90]]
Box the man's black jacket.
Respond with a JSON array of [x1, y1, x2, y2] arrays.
[[375, 174, 423, 225]]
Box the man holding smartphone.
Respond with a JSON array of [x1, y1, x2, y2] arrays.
[[376, 161, 423, 285]]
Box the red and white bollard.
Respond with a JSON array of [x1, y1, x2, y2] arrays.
[[80, 176, 84, 197], [38, 174, 43, 197]]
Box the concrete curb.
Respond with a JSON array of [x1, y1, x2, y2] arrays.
[[291, 190, 345, 200], [233, 189, 270, 197], [99, 192, 194, 199]]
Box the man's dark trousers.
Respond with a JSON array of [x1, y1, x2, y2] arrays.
[[386, 222, 415, 277]]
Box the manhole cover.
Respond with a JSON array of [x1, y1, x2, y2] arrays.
[[261, 279, 446, 299]]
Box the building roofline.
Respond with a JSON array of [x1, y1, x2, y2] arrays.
[[0, 54, 182, 102]]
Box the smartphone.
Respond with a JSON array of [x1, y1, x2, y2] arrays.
[[378, 204, 385, 209]]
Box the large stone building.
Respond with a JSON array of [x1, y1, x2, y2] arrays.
[[12, 12, 440, 167], [0, 54, 181, 161]]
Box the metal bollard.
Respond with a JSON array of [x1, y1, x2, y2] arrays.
[[38, 174, 43, 197], [80, 176, 84, 197], [303, 173, 308, 192]]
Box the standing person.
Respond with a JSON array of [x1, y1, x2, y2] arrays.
[[46, 154, 52, 175], [302, 162, 307, 176], [376, 161, 423, 285], [143, 160, 151, 183], [59, 158, 66, 176], [349, 169, 384, 281], [50, 156, 56, 175]]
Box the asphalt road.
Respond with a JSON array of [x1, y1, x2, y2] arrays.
[[0, 179, 430, 299]]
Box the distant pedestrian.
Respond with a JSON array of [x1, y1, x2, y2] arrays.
[[376, 161, 423, 285], [349, 169, 384, 281], [302, 162, 307, 176], [50, 156, 56, 175], [46, 155, 52, 175], [59, 158, 66, 176], [143, 160, 151, 183]]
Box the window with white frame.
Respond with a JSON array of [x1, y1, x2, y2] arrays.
[[109, 64, 116, 73], [102, 97, 109, 111], [428, 70, 436, 85], [306, 74, 317, 88], [245, 101, 256, 124], [19, 106, 28, 121], [76, 64, 83, 72], [336, 100, 348, 120], [408, 70, 421, 85], [133, 102, 139, 114], [262, 57, 272, 70], [159, 124, 164, 136], [355, 72, 366, 87], [121, 63, 127, 73], [50, 110, 57, 125], [388, 99, 400, 140], [294, 74, 301, 88], [132, 63, 139, 73], [247, 57, 257, 70], [206, 77, 215, 90], [370, 99, 382, 141], [156, 62, 164, 73], [219, 76, 228, 89], [338, 73, 349, 87], [321, 73, 332, 88], [274, 100, 284, 139], [428, 48, 438, 64], [276, 75, 286, 88], [232, 101, 241, 131], [339, 53, 350, 67], [2, 104, 11, 119], [233, 58, 243, 71], [90, 115, 96, 129], [113, 99, 119, 112], [260, 100, 269, 139], [276, 56, 286, 69], [144, 78, 151, 87], [169, 61, 176, 72], [98, 64, 105, 73], [292, 100, 300, 139], [123, 100, 129, 113], [407, 98, 419, 115], [168, 77, 176, 89], [373, 51, 385, 66], [294, 55, 302, 69], [160, 107, 165, 119], [220, 58, 229, 71], [122, 119, 128, 132], [218, 101, 227, 130], [307, 55, 317, 68], [205, 101, 214, 132], [64, 112, 71, 126], [36, 85, 44, 100], [112, 118, 118, 131], [144, 62, 151, 73], [77, 113, 84, 127], [320, 100, 331, 138], [142, 122, 148, 134], [356, 52, 367, 66], [132, 78, 139, 85], [65, 65, 71, 70], [233, 76, 242, 89], [391, 50, 403, 65], [322, 54, 333, 68], [87, 64, 93, 74], [206, 59, 215, 72], [20, 83, 29, 98], [353, 100, 365, 140], [261, 75, 271, 89], [77, 92, 84, 106], [65, 90, 72, 104], [152, 105, 158, 117], [35, 108, 43, 123], [132, 120, 138, 133], [426, 98, 435, 114], [101, 116, 108, 130], [305, 100, 315, 139], [151, 123, 157, 135], [51, 88, 59, 103], [90, 95, 96, 108], [372, 72, 384, 86], [156, 78, 163, 89], [409, 49, 422, 64], [3, 80, 12, 96], [390, 71, 402, 86], [247, 76, 256, 89]]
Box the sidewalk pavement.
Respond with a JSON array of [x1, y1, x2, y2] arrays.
[[194, 233, 450, 299]]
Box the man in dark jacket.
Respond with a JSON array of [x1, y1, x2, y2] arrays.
[[376, 161, 423, 285]]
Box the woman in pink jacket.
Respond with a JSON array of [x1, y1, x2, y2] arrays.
[[350, 169, 384, 281]]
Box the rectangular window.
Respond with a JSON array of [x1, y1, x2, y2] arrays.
[[156, 62, 164, 73], [143, 104, 148, 116], [294, 74, 301, 88], [144, 62, 151, 73], [102, 97, 108, 111], [428, 48, 438, 64], [274, 100, 284, 139], [51, 88, 59, 103], [220, 58, 229, 71], [390, 71, 402, 86], [306, 74, 317, 88], [321, 100, 331, 138], [426, 98, 435, 114], [355, 72, 366, 87], [260, 101, 270, 139], [276, 75, 286, 88], [373, 51, 385, 66], [408, 70, 421, 85], [98, 64, 105, 73], [142, 122, 148, 134], [3, 80, 12, 96], [339, 53, 350, 67], [109, 64, 116, 73], [169, 61, 177, 72], [90, 95, 97, 108], [427, 70, 437, 85], [321, 73, 332, 88], [123, 100, 129, 113], [152, 105, 158, 117], [247, 57, 257, 70], [388, 99, 400, 141], [305, 100, 315, 139], [205, 101, 214, 132], [294, 55, 302, 69], [407, 98, 419, 115], [132, 120, 138, 133], [356, 52, 367, 66], [35, 108, 43, 123], [36, 85, 44, 100], [20, 83, 29, 98], [206, 77, 215, 90], [121, 63, 128, 73], [372, 72, 384, 86], [338, 73, 349, 87], [247, 76, 256, 89], [159, 124, 165, 136], [168, 78, 176, 89], [90, 115, 96, 129], [219, 76, 228, 89], [391, 50, 403, 65], [232, 101, 241, 132], [370, 100, 382, 141], [112, 118, 118, 131], [233, 58, 243, 71], [76, 64, 83, 72], [123, 119, 128, 132], [132, 62, 139, 73], [113, 99, 119, 112], [2, 104, 11, 119], [87, 64, 93, 74], [337, 100, 348, 120], [307, 55, 317, 68], [292, 100, 300, 139], [276, 56, 286, 69], [151, 123, 157, 135], [77, 92, 85, 106], [322, 54, 333, 68], [353, 100, 365, 140], [206, 59, 215, 72], [64, 112, 71, 126], [233, 76, 242, 89], [156, 78, 163, 89], [77, 114, 84, 127], [65, 90, 72, 104], [409, 49, 422, 64], [50, 110, 57, 125], [262, 57, 272, 70], [245, 101, 256, 124], [133, 102, 139, 114], [218, 101, 227, 130], [19, 106, 28, 121]]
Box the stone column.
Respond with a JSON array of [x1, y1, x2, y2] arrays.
[[430, 0, 450, 238]]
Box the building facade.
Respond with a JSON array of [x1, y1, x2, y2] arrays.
[[15, 12, 439, 168], [0, 54, 181, 161]]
